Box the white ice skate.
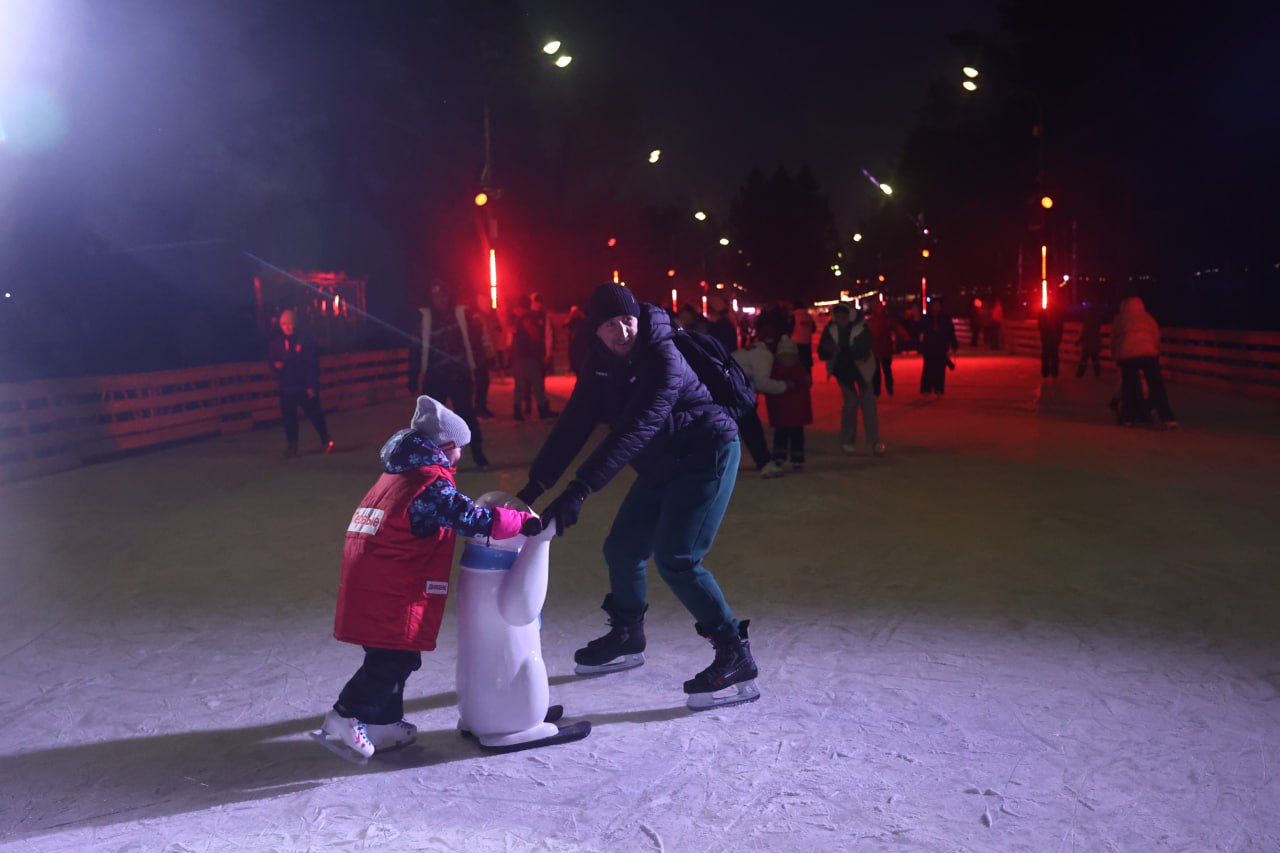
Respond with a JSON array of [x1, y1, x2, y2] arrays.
[[366, 719, 417, 752], [309, 710, 376, 765]]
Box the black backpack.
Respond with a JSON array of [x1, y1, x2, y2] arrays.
[[671, 328, 758, 421]]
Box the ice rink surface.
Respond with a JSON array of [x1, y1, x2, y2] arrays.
[[2, 350, 1278, 852]]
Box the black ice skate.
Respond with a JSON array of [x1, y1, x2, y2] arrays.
[[574, 595, 646, 676], [683, 620, 760, 710]]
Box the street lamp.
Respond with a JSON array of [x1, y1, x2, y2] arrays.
[[694, 210, 707, 221], [649, 149, 661, 164], [479, 38, 572, 310]]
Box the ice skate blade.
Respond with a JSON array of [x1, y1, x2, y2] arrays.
[[478, 720, 592, 754], [459, 705, 564, 740], [686, 679, 761, 711], [308, 729, 370, 766], [574, 653, 645, 676]]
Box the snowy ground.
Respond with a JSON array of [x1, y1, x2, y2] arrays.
[[2, 349, 1278, 852]]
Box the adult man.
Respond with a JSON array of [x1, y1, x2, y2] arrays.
[[818, 304, 884, 455], [416, 280, 489, 471], [269, 309, 334, 459], [515, 283, 759, 710]]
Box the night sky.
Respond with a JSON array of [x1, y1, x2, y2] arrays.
[[522, 0, 1003, 226]]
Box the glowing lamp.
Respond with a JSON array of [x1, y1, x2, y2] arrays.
[[474, 192, 489, 207], [1040, 195, 1054, 209]]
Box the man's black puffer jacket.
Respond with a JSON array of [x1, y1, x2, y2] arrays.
[[528, 303, 738, 493]]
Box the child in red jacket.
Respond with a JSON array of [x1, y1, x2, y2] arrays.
[[764, 336, 814, 471], [314, 396, 540, 763]]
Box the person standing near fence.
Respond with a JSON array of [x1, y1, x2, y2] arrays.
[[417, 280, 490, 471], [510, 294, 557, 421], [1038, 302, 1065, 379], [471, 295, 500, 418], [1110, 296, 1177, 429], [269, 309, 334, 459], [1075, 305, 1103, 379]]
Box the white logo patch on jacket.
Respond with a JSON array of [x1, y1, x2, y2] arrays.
[[348, 507, 386, 536]]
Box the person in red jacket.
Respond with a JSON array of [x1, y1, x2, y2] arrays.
[[315, 396, 541, 762], [764, 336, 813, 471]]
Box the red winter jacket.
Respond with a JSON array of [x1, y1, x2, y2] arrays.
[[765, 360, 813, 428], [334, 466, 456, 651]]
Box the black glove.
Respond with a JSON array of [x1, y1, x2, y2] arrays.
[[520, 515, 543, 537], [515, 483, 544, 508], [541, 480, 590, 536]]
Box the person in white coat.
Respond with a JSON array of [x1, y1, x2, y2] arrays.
[[732, 319, 792, 478]]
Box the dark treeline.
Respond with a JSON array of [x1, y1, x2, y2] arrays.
[[869, 0, 1280, 326]]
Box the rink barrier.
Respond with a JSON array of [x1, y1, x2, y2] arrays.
[[1000, 321, 1280, 400], [0, 348, 409, 484]]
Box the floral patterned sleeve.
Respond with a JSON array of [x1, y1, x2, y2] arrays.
[[407, 477, 498, 539]]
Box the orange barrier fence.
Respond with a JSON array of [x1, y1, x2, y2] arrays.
[[1000, 321, 1280, 400], [0, 349, 409, 484]]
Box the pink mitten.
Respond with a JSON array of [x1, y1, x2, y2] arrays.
[[490, 506, 538, 540]]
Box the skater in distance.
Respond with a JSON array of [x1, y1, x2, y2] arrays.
[[314, 396, 541, 764], [516, 282, 760, 710]]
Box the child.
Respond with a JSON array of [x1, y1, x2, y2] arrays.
[[315, 395, 541, 762], [765, 336, 813, 471]]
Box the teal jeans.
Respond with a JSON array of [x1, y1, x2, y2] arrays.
[[602, 438, 740, 633]]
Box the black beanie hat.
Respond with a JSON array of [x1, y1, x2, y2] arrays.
[[586, 283, 640, 326]]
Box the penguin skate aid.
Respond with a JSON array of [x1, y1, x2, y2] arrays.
[[514, 283, 761, 711], [311, 396, 588, 764], [455, 494, 590, 753]]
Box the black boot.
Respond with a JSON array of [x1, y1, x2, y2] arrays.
[[683, 620, 760, 709], [574, 594, 646, 675]]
